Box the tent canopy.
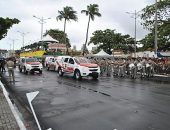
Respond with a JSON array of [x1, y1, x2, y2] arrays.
[[94, 49, 111, 56], [86, 49, 114, 59], [39, 35, 59, 43]]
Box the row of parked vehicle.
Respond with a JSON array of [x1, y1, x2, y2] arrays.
[[45, 56, 100, 79], [18, 56, 101, 80]]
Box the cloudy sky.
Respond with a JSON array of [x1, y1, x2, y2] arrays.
[[0, 0, 153, 50]]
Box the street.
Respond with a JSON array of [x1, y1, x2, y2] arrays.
[[3, 68, 170, 130]]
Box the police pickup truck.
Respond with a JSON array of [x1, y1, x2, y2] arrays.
[[18, 57, 43, 74], [56, 56, 100, 80]]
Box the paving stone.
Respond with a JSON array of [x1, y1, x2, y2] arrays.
[[0, 91, 20, 130]]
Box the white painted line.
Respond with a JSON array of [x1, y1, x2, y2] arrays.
[[26, 91, 52, 130], [0, 81, 27, 130], [26, 91, 42, 130]]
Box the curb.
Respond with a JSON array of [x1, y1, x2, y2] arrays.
[[0, 81, 27, 130], [153, 74, 170, 83]]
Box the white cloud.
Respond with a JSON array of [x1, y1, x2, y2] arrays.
[[0, 0, 153, 50]]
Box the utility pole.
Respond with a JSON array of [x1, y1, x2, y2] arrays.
[[17, 31, 29, 49], [155, 0, 158, 54], [33, 15, 51, 40], [126, 10, 140, 58], [9, 38, 18, 56]]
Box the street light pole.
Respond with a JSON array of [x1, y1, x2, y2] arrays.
[[9, 38, 18, 56], [33, 15, 51, 40], [155, 0, 158, 54], [134, 10, 137, 58], [126, 10, 140, 58], [17, 31, 29, 48]]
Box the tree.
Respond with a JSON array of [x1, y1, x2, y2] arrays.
[[56, 6, 78, 54], [81, 4, 101, 55], [0, 17, 20, 40], [140, 32, 170, 51], [89, 29, 135, 54], [44, 29, 70, 47], [141, 0, 170, 50]]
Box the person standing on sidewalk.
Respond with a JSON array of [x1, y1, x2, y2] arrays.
[[6, 57, 15, 82]]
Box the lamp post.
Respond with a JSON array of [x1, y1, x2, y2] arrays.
[[17, 31, 29, 49], [155, 0, 158, 54], [126, 10, 140, 58], [33, 15, 51, 40], [9, 38, 18, 56]]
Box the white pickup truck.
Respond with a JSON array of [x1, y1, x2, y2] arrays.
[[18, 57, 43, 74], [56, 56, 100, 79]]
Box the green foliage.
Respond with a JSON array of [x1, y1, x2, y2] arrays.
[[141, 0, 170, 31], [81, 4, 101, 21], [139, 33, 154, 51], [0, 17, 20, 40], [140, 32, 170, 51], [89, 29, 135, 54], [57, 6, 78, 22], [140, 0, 170, 51], [44, 29, 70, 47]]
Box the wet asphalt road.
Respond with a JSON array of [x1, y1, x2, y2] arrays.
[[4, 68, 170, 130]]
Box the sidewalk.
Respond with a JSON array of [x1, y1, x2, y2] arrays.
[[0, 88, 20, 130], [0, 78, 27, 130]]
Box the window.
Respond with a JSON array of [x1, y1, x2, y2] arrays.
[[21, 58, 25, 63], [69, 58, 74, 64], [74, 57, 90, 64], [64, 58, 69, 63], [25, 58, 37, 62]]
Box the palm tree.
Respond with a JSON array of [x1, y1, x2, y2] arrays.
[[56, 6, 78, 54], [81, 4, 101, 55]]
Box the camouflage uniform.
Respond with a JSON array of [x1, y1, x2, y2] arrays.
[[118, 59, 126, 77], [6, 59, 15, 81], [106, 59, 113, 76], [98, 59, 106, 76]]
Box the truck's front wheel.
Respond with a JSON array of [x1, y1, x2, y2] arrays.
[[92, 75, 98, 80], [58, 68, 64, 76], [74, 70, 82, 80]]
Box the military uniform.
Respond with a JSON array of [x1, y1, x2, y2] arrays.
[[98, 59, 106, 75], [6, 59, 15, 81], [106, 59, 113, 76]]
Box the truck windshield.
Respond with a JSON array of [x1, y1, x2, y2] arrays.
[[74, 57, 90, 64], [26, 58, 37, 62]]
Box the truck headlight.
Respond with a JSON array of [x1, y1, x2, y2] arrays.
[[26, 64, 31, 68], [39, 64, 43, 68]]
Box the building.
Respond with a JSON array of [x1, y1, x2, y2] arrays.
[[0, 49, 8, 57], [48, 43, 66, 54]]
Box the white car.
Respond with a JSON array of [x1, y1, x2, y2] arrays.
[[57, 56, 100, 79], [18, 57, 43, 74], [46, 57, 58, 71], [44, 56, 54, 67]]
